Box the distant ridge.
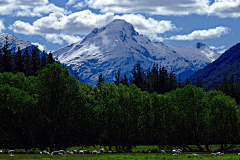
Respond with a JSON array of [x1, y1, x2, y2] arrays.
[[189, 43, 240, 84]]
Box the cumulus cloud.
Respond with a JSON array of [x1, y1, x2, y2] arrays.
[[115, 14, 176, 41], [44, 34, 81, 45], [10, 10, 114, 35], [0, 19, 6, 33], [84, 0, 240, 18], [9, 10, 177, 43], [208, 0, 240, 18], [15, 3, 69, 17], [0, 0, 49, 16], [166, 27, 230, 41], [85, 0, 209, 16]]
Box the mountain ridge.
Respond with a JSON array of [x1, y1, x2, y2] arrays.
[[53, 19, 221, 85], [189, 42, 240, 85]]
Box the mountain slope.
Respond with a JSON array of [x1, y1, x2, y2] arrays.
[[53, 19, 220, 85], [0, 33, 32, 51], [189, 43, 240, 85]]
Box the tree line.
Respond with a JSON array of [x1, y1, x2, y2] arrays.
[[0, 62, 239, 152], [0, 36, 55, 76]]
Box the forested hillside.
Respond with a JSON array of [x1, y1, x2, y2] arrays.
[[190, 43, 240, 85], [1, 36, 240, 152], [0, 62, 239, 152]]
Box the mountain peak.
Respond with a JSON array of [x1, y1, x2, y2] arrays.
[[101, 19, 139, 36], [0, 33, 32, 51], [194, 42, 206, 49]]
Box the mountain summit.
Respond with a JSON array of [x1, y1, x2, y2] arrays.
[[53, 19, 221, 85]]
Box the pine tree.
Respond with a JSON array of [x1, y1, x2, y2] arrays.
[[14, 47, 24, 73], [131, 61, 146, 90], [97, 72, 104, 88], [23, 47, 32, 76], [0, 48, 3, 73], [47, 51, 55, 64], [40, 50, 47, 69], [120, 74, 129, 86], [2, 36, 14, 72], [228, 74, 235, 97], [114, 69, 121, 86], [31, 46, 41, 75]]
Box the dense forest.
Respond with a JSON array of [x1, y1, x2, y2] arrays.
[[1, 38, 240, 152]]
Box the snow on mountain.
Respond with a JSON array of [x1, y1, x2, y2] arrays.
[[0, 33, 32, 51], [53, 19, 221, 86]]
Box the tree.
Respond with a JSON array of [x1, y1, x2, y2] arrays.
[[97, 72, 104, 88], [23, 47, 32, 76], [31, 46, 41, 76], [34, 62, 81, 151], [14, 47, 24, 73], [2, 36, 14, 72], [113, 69, 121, 86], [0, 84, 37, 150], [131, 61, 146, 90], [47, 51, 54, 64], [40, 50, 47, 70]]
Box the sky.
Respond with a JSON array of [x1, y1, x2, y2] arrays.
[[0, 0, 240, 53]]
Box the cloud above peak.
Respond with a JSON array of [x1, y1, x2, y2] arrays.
[[9, 10, 177, 44], [166, 26, 230, 41]]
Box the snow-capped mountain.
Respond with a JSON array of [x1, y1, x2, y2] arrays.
[[0, 33, 32, 51], [53, 19, 221, 85]]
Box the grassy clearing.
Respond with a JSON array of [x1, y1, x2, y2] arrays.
[[1, 153, 240, 160]]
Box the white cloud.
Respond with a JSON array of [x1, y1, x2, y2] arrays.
[[0, 19, 6, 33], [15, 3, 69, 17], [167, 27, 230, 41], [32, 42, 46, 51], [10, 10, 115, 35], [66, 0, 77, 6], [209, 45, 226, 50], [0, 0, 49, 16], [208, 0, 240, 18], [85, 0, 240, 18], [44, 34, 81, 45], [85, 0, 209, 16], [209, 45, 227, 54], [115, 14, 176, 41], [10, 10, 176, 43], [45, 34, 64, 44]]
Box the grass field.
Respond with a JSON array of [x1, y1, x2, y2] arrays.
[[1, 153, 240, 160]]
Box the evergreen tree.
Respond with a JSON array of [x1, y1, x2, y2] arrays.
[[47, 51, 55, 64], [228, 74, 235, 97], [0, 49, 3, 73], [114, 69, 121, 86], [120, 74, 129, 86], [14, 47, 24, 73], [131, 61, 146, 90], [219, 76, 228, 93], [196, 79, 203, 88], [40, 50, 47, 69], [158, 65, 168, 94], [168, 67, 177, 91], [23, 47, 32, 76], [31, 46, 41, 75], [2, 36, 14, 72], [97, 72, 105, 88]]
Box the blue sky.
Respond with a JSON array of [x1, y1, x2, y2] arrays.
[[0, 0, 240, 53]]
